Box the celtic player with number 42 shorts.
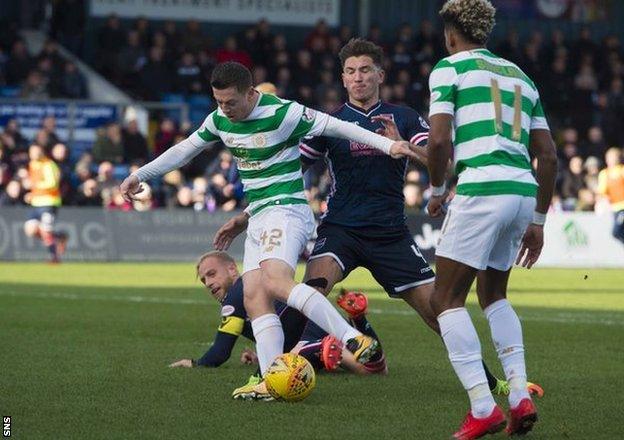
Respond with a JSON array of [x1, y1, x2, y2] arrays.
[[425, 1, 557, 439], [120, 62, 420, 400]]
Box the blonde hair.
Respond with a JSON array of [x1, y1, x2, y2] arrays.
[[195, 251, 236, 277], [440, 0, 496, 45]]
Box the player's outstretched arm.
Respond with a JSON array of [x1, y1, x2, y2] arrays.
[[321, 116, 419, 161], [120, 134, 216, 202], [516, 129, 557, 269], [213, 211, 249, 251]]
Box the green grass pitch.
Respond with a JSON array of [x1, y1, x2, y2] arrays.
[[1, 263, 623, 439]]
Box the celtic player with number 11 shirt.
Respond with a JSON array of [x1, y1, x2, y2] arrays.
[[120, 62, 419, 400], [426, 1, 557, 439]]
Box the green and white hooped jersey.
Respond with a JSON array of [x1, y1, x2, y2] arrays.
[[429, 48, 549, 197], [196, 93, 329, 215]]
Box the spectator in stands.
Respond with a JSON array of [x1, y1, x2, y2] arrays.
[[50, 0, 86, 56], [160, 169, 183, 208], [191, 176, 209, 211], [576, 188, 595, 212], [597, 148, 624, 244], [216, 36, 252, 68], [0, 145, 12, 186], [180, 20, 206, 55], [582, 126, 607, 159], [584, 156, 601, 193], [92, 123, 124, 164], [74, 178, 102, 207], [0, 48, 6, 78], [0, 179, 24, 206], [97, 161, 119, 192], [59, 61, 88, 99], [38, 40, 64, 75], [133, 17, 152, 50], [163, 21, 181, 58], [51, 143, 72, 202], [122, 119, 148, 165], [20, 70, 49, 99], [5, 40, 32, 86], [36, 56, 59, 96], [96, 14, 126, 78], [561, 156, 585, 208], [176, 186, 193, 209], [255, 19, 274, 56], [305, 19, 331, 52], [117, 31, 146, 91], [42, 116, 61, 146], [175, 52, 201, 94], [238, 26, 263, 65], [138, 46, 172, 100], [404, 183, 424, 212], [153, 118, 177, 157], [0, 119, 27, 155]]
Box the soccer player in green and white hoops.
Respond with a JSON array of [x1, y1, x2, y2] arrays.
[[120, 62, 418, 400], [425, 1, 557, 439]]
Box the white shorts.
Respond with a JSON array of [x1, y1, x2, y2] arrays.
[[242, 204, 315, 274], [435, 195, 536, 271]]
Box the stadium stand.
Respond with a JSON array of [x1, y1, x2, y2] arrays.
[[1, 12, 623, 215]]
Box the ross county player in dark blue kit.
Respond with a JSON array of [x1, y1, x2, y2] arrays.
[[168, 251, 304, 375], [169, 251, 387, 383]]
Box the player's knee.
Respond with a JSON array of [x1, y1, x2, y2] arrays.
[[260, 271, 288, 299]]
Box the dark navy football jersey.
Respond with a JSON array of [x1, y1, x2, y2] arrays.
[[217, 278, 288, 341], [196, 278, 288, 366], [300, 101, 429, 228]]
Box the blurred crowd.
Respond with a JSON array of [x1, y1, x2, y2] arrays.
[[0, 28, 88, 99], [2, 16, 624, 215]]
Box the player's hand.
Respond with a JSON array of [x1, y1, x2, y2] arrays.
[[371, 115, 403, 141], [427, 193, 449, 217], [169, 359, 194, 368], [240, 348, 258, 365], [516, 224, 544, 269], [120, 174, 144, 202], [213, 212, 249, 250], [389, 140, 421, 160]]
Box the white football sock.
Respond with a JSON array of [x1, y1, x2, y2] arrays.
[[287, 283, 360, 344], [484, 299, 530, 408], [251, 314, 284, 376], [438, 307, 495, 418]]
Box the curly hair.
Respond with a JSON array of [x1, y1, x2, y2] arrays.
[[439, 0, 496, 45]]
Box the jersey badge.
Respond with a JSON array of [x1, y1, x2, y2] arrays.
[[221, 305, 235, 316]]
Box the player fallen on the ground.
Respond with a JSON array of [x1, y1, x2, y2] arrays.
[[425, 1, 558, 438], [214, 39, 543, 401], [169, 251, 386, 384], [124, 62, 422, 400]]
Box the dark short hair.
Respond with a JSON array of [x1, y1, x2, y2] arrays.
[[338, 38, 384, 68], [210, 62, 253, 92]]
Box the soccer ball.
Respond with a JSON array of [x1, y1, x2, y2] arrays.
[[265, 353, 316, 402]]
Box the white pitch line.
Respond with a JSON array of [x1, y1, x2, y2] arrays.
[[1, 290, 623, 327]]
